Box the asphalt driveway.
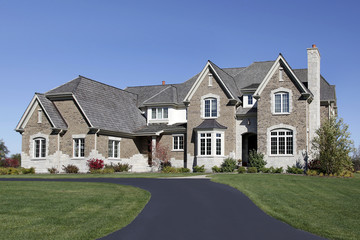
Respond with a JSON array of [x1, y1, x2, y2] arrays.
[[1, 178, 325, 240]]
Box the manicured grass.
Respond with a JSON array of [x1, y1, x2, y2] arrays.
[[0, 172, 205, 179], [0, 181, 150, 240], [211, 173, 360, 240]]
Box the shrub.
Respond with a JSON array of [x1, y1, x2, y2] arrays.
[[109, 163, 131, 172], [7, 167, 20, 175], [87, 159, 104, 170], [193, 165, 205, 173], [90, 168, 115, 174], [162, 166, 178, 173], [247, 167, 257, 173], [260, 167, 271, 173], [306, 169, 318, 176], [212, 166, 221, 173], [0, 168, 8, 175], [178, 167, 190, 173], [220, 158, 237, 172], [22, 167, 35, 174], [248, 150, 267, 171], [286, 165, 303, 174], [237, 166, 246, 174], [62, 164, 79, 174], [273, 167, 283, 174], [0, 158, 20, 168], [47, 167, 58, 174]]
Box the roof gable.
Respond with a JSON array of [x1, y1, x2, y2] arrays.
[[183, 61, 238, 102], [254, 55, 311, 99]]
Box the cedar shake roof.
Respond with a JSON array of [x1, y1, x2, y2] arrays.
[[46, 76, 146, 133]]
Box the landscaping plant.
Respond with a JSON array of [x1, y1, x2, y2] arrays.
[[248, 150, 266, 171], [220, 158, 237, 172], [311, 117, 354, 175], [62, 164, 79, 174], [87, 159, 104, 170], [193, 165, 205, 173]]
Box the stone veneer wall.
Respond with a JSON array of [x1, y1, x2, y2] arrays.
[[157, 134, 185, 168], [257, 68, 308, 168], [186, 70, 236, 171]]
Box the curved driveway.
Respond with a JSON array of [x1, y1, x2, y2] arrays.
[[1, 178, 325, 240]]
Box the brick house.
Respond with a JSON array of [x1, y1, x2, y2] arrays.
[[16, 46, 336, 173]]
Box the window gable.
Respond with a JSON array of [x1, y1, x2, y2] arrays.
[[201, 94, 220, 119], [271, 88, 292, 114]]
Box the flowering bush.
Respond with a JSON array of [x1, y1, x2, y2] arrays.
[[87, 159, 104, 170], [0, 158, 20, 168]]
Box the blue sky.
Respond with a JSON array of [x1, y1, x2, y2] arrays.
[[1, 0, 360, 155]]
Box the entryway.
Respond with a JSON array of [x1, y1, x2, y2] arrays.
[[242, 133, 257, 166]]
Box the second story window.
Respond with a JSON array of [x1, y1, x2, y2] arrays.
[[151, 108, 168, 119], [204, 98, 217, 118], [247, 95, 253, 105], [274, 92, 289, 113]]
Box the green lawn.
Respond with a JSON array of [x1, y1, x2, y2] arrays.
[[0, 172, 204, 179], [211, 173, 360, 240], [0, 181, 150, 240]]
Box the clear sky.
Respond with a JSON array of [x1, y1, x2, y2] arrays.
[[1, 0, 360, 155]]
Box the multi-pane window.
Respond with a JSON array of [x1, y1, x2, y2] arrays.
[[204, 98, 217, 118], [247, 95, 253, 105], [274, 92, 289, 113], [270, 129, 293, 155], [73, 138, 85, 158], [215, 133, 221, 155], [173, 135, 184, 151], [108, 140, 120, 158], [34, 138, 46, 158], [200, 133, 212, 155], [198, 132, 223, 156], [151, 108, 168, 119]]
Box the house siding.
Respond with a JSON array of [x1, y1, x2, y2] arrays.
[[257, 68, 308, 167]]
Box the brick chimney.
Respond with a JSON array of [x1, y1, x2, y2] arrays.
[[162, 81, 165, 85], [307, 44, 321, 145]]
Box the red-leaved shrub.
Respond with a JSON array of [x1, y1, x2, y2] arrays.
[[87, 159, 104, 170], [0, 158, 20, 168]]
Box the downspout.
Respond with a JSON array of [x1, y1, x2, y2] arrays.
[[57, 129, 63, 172]]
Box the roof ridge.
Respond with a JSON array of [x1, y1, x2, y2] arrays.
[[46, 76, 82, 94], [126, 83, 182, 89], [143, 85, 173, 103], [209, 60, 242, 96]]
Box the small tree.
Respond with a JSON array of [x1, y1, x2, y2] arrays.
[[151, 143, 171, 171], [248, 150, 266, 171], [0, 139, 9, 160], [351, 146, 360, 172], [311, 117, 354, 175], [10, 153, 21, 166]]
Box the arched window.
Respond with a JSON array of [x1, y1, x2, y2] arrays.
[[274, 92, 289, 113], [204, 98, 217, 118], [33, 137, 46, 158], [270, 129, 293, 155]]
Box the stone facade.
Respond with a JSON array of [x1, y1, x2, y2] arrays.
[[186, 70, 236, 171], [257, 68, 308, 167]]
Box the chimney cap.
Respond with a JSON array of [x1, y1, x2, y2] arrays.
[[312, 44, 317, 48]]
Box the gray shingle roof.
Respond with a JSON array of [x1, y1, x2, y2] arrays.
[[36, 93, 67, 129], [143, 86, 178, 105], [47, 76, 146, 133], [293, 69, 336, 101], [194, 119, 227, 129], [135, 123, 186, 134], [236, 106, 257, 115]]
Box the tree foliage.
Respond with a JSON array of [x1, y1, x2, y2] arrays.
[[0, 139, 9, 160], [311, 117, 354, 174], [352, 146, 360, 172], [248, 150, 267, 171]]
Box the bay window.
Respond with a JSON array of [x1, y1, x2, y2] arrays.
[[198, 131, 224, 156]]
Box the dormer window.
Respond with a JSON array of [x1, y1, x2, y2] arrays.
[[204, 98, 217, 118], [243, 94, 256, 108], [248, 95, 253, 105], [151, 108, 168, 119]]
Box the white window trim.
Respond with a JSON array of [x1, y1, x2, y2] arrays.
[[151, 107, 169, 120], [172, 134, 184, 151], [29, 133, 49, 160], [197, 130, 225, 157], [243, 94, 257, 108], [200, 93, 220, 119], [108, 137, 121, 159], [33, 137, 46, 159], [271, 87, 292, 115], [267, 124, 296, 157], [73, 137, 85, 159]]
